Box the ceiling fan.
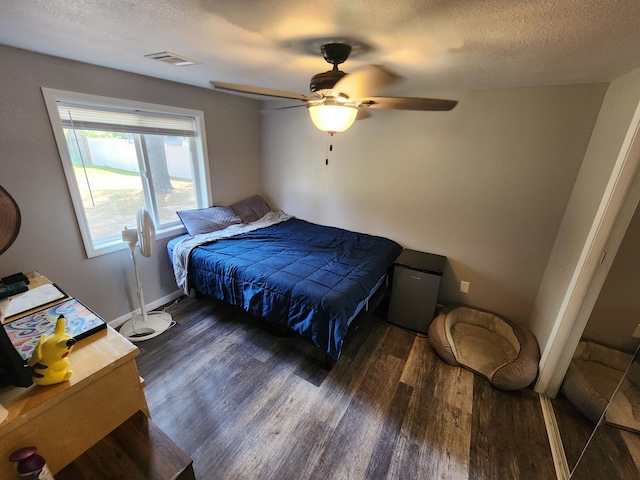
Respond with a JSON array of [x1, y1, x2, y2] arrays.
[[212, 43, 458, 135]]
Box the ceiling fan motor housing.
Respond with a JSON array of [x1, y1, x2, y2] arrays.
[[310, 43, 353, 95], [310, 70, 347, 95]]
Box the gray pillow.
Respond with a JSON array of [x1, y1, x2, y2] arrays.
[[177, 206, 242, 236], [229, 195, 272, 223]]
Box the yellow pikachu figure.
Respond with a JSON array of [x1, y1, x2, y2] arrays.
[[27, 315, 76, 385]]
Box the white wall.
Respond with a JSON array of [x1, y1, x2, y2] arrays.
[[0, 45, 262, 322], [262, 84, 607, 326]]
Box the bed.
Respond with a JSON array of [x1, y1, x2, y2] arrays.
[[168, 195, 402, 367]]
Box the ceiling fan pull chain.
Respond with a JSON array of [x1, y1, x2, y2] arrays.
[[325, 135, 328, 165], [325, 133, 335, 165]]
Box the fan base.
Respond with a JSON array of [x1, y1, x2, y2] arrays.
[[321, 43, 352, 65], [119, 311, 173, 342]]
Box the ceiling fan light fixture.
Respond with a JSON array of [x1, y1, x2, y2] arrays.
[[212, 42, 458, 135], [308, 104, 358, 134]]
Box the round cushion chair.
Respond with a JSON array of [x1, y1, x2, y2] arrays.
[[428, 305, 540, 391]]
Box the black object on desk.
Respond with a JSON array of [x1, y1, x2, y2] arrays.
[[1, 273, 29, 285], [388, 249, 446, 335], [0, 319, 32, 387], [0, 281, 28, 300]]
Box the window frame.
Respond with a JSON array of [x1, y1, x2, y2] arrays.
[[42, 87, 212, 258]]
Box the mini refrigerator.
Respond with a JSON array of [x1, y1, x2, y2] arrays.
[[388, 249, 446, 334]]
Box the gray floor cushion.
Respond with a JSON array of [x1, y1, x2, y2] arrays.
[[428, 305, 540, 390]]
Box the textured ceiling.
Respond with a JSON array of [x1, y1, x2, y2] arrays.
[[1, 0, 640, 97]]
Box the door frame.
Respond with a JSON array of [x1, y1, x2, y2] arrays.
[[536, 101, 640, 396]]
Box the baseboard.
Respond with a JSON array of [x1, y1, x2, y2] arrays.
[[108, 289, 183, 329], [540, 394, 570, 480]]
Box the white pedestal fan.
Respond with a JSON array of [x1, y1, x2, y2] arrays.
[[119, 208, 173, 342]]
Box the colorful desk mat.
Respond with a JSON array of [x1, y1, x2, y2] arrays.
[[3, 298, 106, 361]]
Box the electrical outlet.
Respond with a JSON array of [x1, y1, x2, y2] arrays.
[[460, 281, 470, 294]]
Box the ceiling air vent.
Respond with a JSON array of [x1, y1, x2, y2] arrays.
[[144, 51, 201, 67]]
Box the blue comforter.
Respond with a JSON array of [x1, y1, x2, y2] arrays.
[[168, 218, 402, 360]]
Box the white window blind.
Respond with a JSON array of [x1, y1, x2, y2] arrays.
[[56, 101, 197, 137]]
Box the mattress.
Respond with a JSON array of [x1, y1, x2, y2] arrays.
[[168, 217, 402, 360]]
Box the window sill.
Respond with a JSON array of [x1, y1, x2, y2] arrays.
[[87, 225, 187, 258]]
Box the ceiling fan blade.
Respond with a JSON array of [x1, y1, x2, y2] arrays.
[[356, 107, 372, 120], [359, 96, 458, 111], [333, 65, 402, 100], [212, 82, 310, 101], [269, 104, 309, 111]]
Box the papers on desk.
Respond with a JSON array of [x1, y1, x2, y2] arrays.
[[2, 284, 67, 321]]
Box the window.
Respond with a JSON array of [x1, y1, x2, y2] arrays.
[[42, 88, 211, 257]]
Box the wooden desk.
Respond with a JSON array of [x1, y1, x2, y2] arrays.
[[0, 326, 149, 477]]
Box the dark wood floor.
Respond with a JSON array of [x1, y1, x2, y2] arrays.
[[551, 394, 594, 471], [135, 296, 556, 480], [552, 394, 640, 478]]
